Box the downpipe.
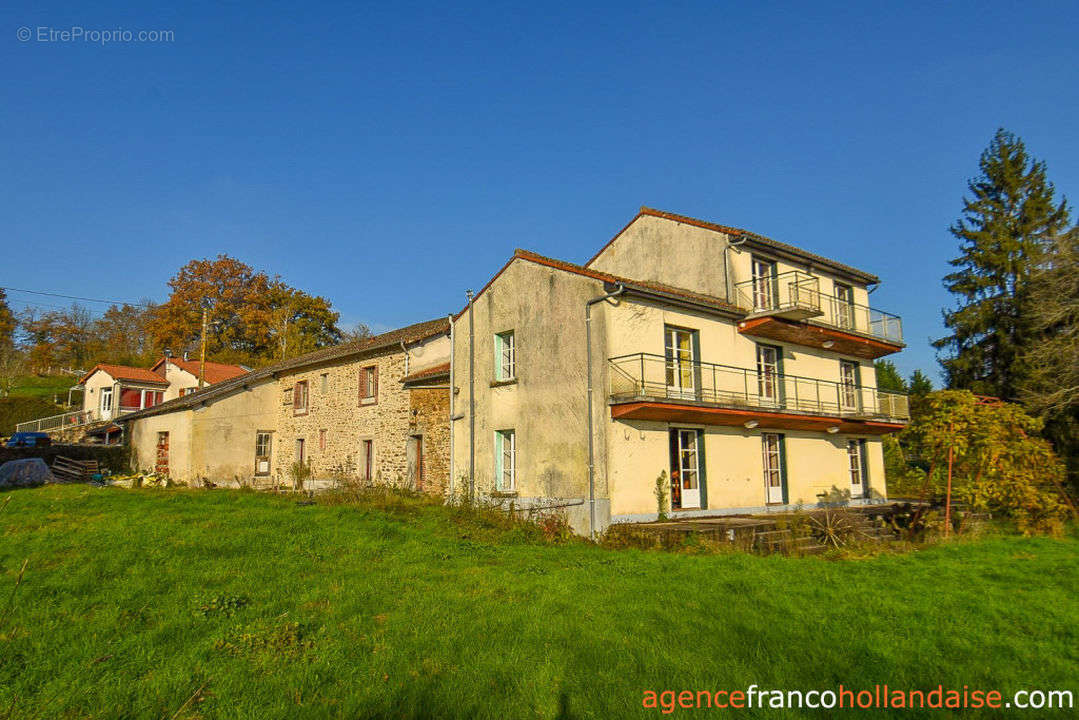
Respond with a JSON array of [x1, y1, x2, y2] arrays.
[[585, 283, 625, 540]]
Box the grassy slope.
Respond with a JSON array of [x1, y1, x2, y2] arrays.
[[7, 375, 76, 400], [1, 486, 1076, 720]]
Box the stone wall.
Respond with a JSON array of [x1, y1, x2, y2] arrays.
[[273, 344, 450, 495]]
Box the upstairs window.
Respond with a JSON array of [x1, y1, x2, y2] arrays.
[[293, 380, 309, 415], [359, 365, 378, 404], [495, 331, 516, 381]]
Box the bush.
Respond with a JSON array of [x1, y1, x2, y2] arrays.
[[0, 397, 64, 436]]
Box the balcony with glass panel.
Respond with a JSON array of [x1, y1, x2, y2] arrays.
[[732, 271, 904, 359], [607, 352, 909, 434]]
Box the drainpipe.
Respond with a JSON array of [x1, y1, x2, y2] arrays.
[[585, 283, 625, 540], [447, 314, 456, 499], [723, 233, 748, 303], [466, 289, 476, 501]]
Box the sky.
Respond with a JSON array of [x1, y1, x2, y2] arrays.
[[2, 1, 1077, 380]]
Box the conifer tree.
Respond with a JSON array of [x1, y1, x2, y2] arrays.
[[933, 129, 1070, 400]]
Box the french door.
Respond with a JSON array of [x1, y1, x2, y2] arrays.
[[100, 387, 114, 420], [848, 439, 865, 499], [673, 429, 701, 510], [664, 327, 697, 400], [752, 257, 777, 310], [762, 433, 785, 504], [840, 360, 859, 411], [756, 345, 781, 406], [834, 283, 855, 330]]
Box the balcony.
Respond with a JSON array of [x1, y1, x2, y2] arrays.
[[608, 353, 909, 434], [733, 272, 904, 359]]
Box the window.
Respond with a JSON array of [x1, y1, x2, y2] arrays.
[[319, 429, 327, 451], [761, 433, 786, 504], [255, 432, 272, 476], [848, 439, 868, 498], [359, 365, 378, 404], [494, 429, 516, 492], [295, 438, 306, 464], [751, 256, 777, 310], [100, 387, 113, 414], [179, 387, 197, 397], [756, 344, 781, 404], [664, 326, 697, 399], [293, 380, 309, 415], [495, 331, 516, 381], [141, 390, 163, 409], [320, 373, 329, 393], [840, 360, 860, 411], [834, 282, 855, 329], [361, 439, 374, 481]]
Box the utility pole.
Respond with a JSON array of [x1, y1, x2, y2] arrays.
[[198, 307, 208, 389]]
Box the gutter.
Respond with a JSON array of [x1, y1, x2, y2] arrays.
[[585, 282, 625, 540]]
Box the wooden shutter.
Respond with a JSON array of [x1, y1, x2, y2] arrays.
[[371, 366, 378, 401], [293, 382, 300, 411], [859, 439, 870, 498], [778, 434, 789, 505], [696, 428, 708, 509], [358, 368, 366, 404]]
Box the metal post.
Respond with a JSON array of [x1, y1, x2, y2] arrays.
[[586, 284, 625, 540], [198, 307, 208, 389], [466, 290, 475, 501]]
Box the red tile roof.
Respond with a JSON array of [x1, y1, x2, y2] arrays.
[[80, 363, 168, 386], [400, 362, 450, 384], [151, 358, 249, 384]]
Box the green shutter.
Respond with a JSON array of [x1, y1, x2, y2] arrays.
[[494, 431, 503, 490], [778, 434, 789, 505], [775, 345, 786, 406], [691, 331, 702, 400], [859, 439, 870, 499], [696, 429, 708, 509], [493, 334, 503, 381]]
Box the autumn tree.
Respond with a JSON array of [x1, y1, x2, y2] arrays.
[[933, 129, 1070, 400], [19, 304, 98, 372], [0, 289, 15, 352], [93, 302, 158, 366], [148, 255, 342, 365], [895, 390, 1071, 534]]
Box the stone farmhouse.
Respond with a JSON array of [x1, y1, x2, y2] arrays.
[[113, 206, 909, 538]]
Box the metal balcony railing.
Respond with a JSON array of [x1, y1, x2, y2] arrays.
[[15, 409, 99, 434], [733, 272, 903, 344], [608, 353, 910, 421]]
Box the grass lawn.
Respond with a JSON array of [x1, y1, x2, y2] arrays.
[[6, 375, 78, 401], [1, 486, 1076, 719]]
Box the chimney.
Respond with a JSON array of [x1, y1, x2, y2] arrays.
[[183, 351, 189, 362]]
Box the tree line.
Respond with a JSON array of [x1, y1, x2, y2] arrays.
[[0, 255, 371, 390]]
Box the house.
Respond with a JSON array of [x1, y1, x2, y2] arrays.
[[80, 364, 170, 422], [449, 207, 909, 536], [121, 318, 451, 490], [149, 356, 250, 400]]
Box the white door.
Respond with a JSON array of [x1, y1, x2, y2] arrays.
[[848, 440, 864, 499], [676, 429, 701, 509], [100, 387, 114, 421], [834, 283, 854, 330], [664, 328, 696, 400], [752, 258, 776, 310], [762, 433, 785, 504]]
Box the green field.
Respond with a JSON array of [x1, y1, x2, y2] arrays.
[[6, 375, 78, 400], [1, 486, 1076, 719]]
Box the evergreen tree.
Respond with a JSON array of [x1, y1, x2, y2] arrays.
[[908, 370, 934, 397], [933, 129, 1070, 400], [874, 360, 907, 393], [0, 289, 15, 350]]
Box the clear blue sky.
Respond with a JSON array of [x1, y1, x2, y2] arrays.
[[3, 1, 1077, 380]]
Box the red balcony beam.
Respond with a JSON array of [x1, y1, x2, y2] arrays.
[[610, 401, 906, 435], [737, 316, 902, 360]]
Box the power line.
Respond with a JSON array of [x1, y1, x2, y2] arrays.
[[0, 286, 157, 308]]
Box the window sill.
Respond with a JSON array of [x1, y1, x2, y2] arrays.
[[293, 410, 309, 416], [491, 490, 518, 498], [490, 378, 518, 388], [359, 397, 378, 406]]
